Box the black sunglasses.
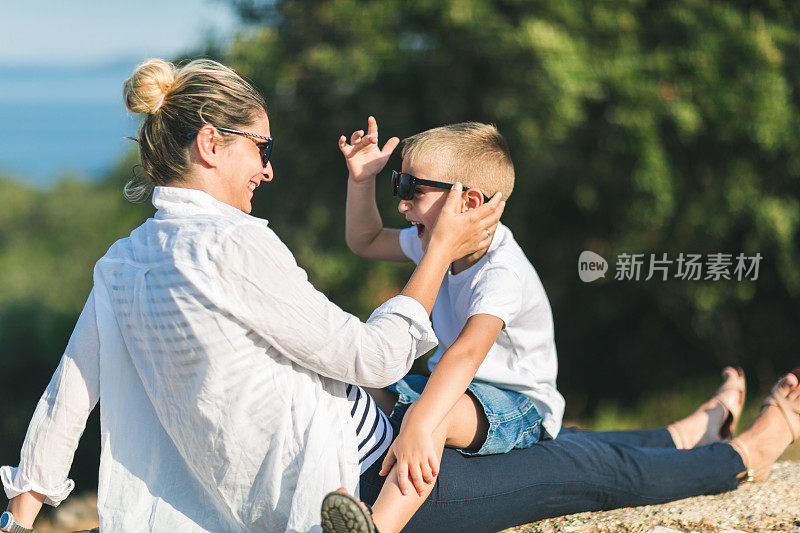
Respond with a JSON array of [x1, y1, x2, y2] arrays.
[[391, 170, 489, 202], [187, 126, 274, 167]]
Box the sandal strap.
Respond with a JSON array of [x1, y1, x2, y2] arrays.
[[715, 368, 746, 439], [716, 395, 738, 419], [715, 369, 745, 409], [730, 438, 758, 483]]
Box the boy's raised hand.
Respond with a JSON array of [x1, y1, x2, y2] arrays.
[[339, 116, 399, 182]]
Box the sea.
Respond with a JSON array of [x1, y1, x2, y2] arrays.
[[0, 59, 142, 189]]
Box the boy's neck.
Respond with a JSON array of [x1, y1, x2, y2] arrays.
[[451, 246, 489, 275]]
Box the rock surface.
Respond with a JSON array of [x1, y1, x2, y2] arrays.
[[504, 461, 800, 533]]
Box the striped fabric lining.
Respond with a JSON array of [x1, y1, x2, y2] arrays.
[[346, 384, 393, 473]]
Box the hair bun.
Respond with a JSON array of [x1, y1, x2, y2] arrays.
[[123, 59, 176, 114]]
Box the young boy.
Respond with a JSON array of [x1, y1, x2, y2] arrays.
[[323, 118, 564, 533]]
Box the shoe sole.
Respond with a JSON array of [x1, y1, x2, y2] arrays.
[[320, 492, 375, 533]]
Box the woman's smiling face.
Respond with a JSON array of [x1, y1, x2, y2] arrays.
[[218, 110, 274, 213]]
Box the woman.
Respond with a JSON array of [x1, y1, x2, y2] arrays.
[[1, 59, 798, 533], [0, 58, 503, 532]]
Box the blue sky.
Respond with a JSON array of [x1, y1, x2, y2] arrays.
[[0, 1, 245, 185], [0, 0, 241, 66]]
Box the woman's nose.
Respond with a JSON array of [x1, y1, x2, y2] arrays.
[[262, 161, 274, 182], [397, 199, 411, 213]]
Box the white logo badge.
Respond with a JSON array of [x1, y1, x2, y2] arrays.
[[578, 251, 608, 282]]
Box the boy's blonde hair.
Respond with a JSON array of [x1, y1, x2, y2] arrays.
[[401, 122, 515, 200]]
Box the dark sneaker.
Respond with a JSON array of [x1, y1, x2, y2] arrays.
[[320, 491, 378, 533]]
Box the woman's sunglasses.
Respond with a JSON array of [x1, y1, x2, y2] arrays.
[[391, 170, 488, 202], [187, 126, 274, 167]]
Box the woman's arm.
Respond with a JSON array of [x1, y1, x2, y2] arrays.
[[4, 491, 45, 529], [221, 185, 504, 388], [2, 289, 101, 527]]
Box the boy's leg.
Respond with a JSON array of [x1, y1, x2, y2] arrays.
[[441, 390, 490, 449], [370, 392, 488, 533]]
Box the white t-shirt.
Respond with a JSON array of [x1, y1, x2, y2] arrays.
[[399, 222, 564, 438]]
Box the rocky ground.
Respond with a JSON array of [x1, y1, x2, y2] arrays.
[[31, 462, 799, 532], [505, 461, 800, 533]]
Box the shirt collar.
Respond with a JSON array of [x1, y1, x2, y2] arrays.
[[487, 222, 506, 254], [152, 186, 267, 224]]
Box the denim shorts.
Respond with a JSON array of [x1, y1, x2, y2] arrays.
[[386, 374, 544, 456]]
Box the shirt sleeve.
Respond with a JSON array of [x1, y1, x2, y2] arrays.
[[467, 267, 525, 327], [213, 223, 438, 388], [398, 226, 424, 264], [1, 289, 101, 506]]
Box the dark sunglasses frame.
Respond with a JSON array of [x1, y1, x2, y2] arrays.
[[391, 170, 489, 202], [187, 126, 274, 167]]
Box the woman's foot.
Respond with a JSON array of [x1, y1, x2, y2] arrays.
[[730, 369, 800, 482], [321, 489, 379, 533], [667, 366, 746, 449]]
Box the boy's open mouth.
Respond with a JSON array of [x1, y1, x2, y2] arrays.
[[415, 223, 426, 239]]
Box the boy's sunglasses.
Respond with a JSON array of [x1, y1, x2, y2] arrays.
[[187, 126, 274, 167], [391, 170, 489, 202]]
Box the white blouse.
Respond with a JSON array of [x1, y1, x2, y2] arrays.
[[1, 187, 437, 532]]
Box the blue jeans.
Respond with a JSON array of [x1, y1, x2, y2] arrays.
[[358, 426, 744, 533]]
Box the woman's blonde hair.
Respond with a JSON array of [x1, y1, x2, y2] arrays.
[[123, 58, 266, 202], [401, 122, 515, 201]]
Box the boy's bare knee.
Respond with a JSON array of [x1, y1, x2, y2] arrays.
[[443, 392, 489, 450]]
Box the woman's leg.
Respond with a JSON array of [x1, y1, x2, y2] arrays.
[[366, 436, 743, 533], [557, 426, 675, 448], [357, 370, 797, 533], [558, 366, 746, 450], [667, 366, 746, 448]]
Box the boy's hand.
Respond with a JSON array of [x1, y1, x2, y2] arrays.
[[379, 424, 440, 496], [339, 116, 399, 182]]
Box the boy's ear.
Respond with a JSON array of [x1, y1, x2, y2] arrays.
[[464, 188, 485, 210]]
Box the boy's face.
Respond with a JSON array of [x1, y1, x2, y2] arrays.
[[397, 158, 452, 251]]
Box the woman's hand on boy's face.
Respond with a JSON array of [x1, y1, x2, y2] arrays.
[[428, 183, 505, 262], [339, 115, 399, 182]]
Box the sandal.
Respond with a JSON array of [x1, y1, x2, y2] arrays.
[[669, 366, 746, 449], [717, 366, 746, 439], [321, 490, 379, 533], [731, 367, 800, 483]]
